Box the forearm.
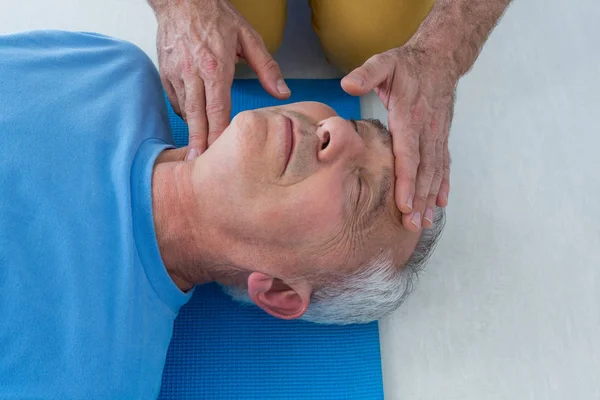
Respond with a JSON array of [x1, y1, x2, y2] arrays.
[[410, 0, 512, 77], [147, 0, 171, 14], [148, 0, 231, 14]]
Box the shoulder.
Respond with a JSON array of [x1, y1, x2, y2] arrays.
[[1, 30, 156, 73], [74, 31, 157, 74], [95, 33, 155, 71]]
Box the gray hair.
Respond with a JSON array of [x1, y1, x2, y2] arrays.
[[222, 207, 446, 325]]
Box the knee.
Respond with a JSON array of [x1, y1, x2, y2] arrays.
[[231, 0, 287, 55], [310, 0, 434, 72]]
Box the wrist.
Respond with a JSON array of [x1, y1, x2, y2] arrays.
[[407, 7, 479, 79], [148, 0, 205, 17], [405, 34, 463, 81], [147, 0, 170, 14], [407, 0, 511, 78]]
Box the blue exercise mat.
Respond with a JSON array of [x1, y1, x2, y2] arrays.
[[158, 79, 384, 400]]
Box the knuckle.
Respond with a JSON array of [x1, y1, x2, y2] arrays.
[[421, 163, 436, 177], [435, 154, 444, 169], [362, 59, 381, 79], [189, 132, 206, 142], [416, 192, 429, 202], [179, 58, 195, 76], [411, 105, 425, 123], [171, 78, 184, 90], [205, 102, 226, 117], [398, 158, 420, 179], [370, 52, 388, 66], [199, 51, 221, 77], [245, 28, 263, 46], [436, 136, 445, 149], [160, 68, 173, 80], [427, 193, 439, 204], [400, 173, 417, 186], [262, 57, 280, 73], [363, 63, 377, 78], [442, 168, 451, 180], [185, 100, 203, 116], [444, 155, 452, 171], [430, 114, 442, 132], [412, 98, 433, 125]]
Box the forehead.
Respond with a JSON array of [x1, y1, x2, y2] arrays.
[[273, 101, 338, 122]]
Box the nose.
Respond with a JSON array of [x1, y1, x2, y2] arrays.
[[316, 116, 363, 163]]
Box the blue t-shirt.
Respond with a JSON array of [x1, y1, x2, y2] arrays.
[[0, 31, 192, 399]]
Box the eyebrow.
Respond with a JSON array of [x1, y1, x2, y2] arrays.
[[362, 118, 392, 148], [350, 119, 394, 218], [349, 118, 392, 149], [349, 119, 362, 139]]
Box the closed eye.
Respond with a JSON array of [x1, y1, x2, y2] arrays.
[[356, 173, 363, 208]]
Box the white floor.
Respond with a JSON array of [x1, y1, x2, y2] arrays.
[[2, 1, 599, 399]]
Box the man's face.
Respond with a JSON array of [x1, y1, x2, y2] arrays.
[[195, 102, 419, 281]]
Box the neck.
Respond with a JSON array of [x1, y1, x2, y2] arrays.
[[151, 147, 221, 291]]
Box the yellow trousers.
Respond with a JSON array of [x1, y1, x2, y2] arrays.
[[231, 0, 435, 73]]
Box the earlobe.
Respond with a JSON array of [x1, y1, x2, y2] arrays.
[[247, 272, 311, 320]]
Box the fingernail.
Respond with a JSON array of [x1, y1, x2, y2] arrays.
[[424, 209, 434, 224], [186, 148, 199, 161], [277, 79, 290, 95], [411, 212, 421, 229], [406, 194, 414, 211], [346, 74, 364, 87], [440, 191, 448, 203]]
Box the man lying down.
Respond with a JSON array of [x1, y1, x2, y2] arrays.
[[0, 31, 444, 398]]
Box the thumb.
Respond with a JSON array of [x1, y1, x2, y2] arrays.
[[341, 53, 390, 96], [239, 30, 290, 100]]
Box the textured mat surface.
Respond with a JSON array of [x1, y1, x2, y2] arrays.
[[158, 79, 383, 400]]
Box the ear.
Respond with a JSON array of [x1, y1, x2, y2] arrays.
[[247, 272, 312, 320]]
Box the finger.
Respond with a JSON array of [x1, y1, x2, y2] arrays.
[[239, 29, 290, 99], [437, 106, 452, 207], [437, 141, 451, 207], [204, 65, 234, 147], [401, 100, 435, 232], [183, 74, 208, 156], [423, 110, 447, 228], [173, 79, 186, 121], [162, 77, 180, 116], [341, 53, 390, 96], [391, 96, 425, 215]]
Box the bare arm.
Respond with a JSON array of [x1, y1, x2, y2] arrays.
[[147, 0, 177, 15], [412, 0, 513, 78]]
